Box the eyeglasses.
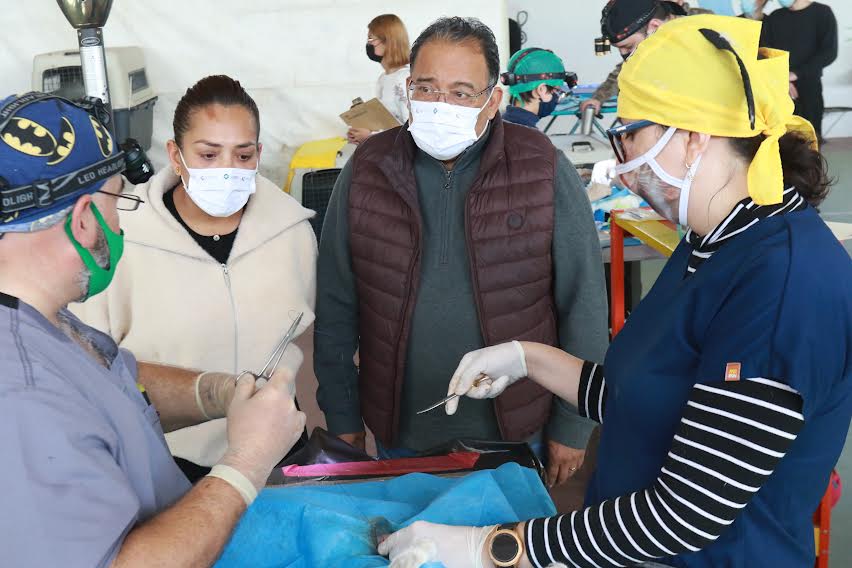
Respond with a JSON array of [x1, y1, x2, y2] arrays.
[[408, 83, 495, 107], [98, 188, 145, 211], [606, 119, 657, 163]]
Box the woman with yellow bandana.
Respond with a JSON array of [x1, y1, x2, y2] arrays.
[[378, 15, 852, 568]]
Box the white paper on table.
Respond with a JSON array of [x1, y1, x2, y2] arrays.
[[825, 221, 852, 242], [618, 208, 665, 222]]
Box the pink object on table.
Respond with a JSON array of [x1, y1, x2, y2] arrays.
[[280, 452, 481, 478]]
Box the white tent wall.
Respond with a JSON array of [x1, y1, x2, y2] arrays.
[[508, 0, 852, 138], [0, 0, 509, 186]]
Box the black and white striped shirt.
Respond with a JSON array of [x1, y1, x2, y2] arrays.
[[684, 187, 808, 276], [523, 362, 804, 568]]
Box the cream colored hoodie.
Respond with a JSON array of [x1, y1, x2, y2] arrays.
[[72, 168, 317, 466]]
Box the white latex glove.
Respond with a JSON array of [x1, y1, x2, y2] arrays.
[[445, 341, 528, 415], [590, 158, 617, 186], [378, 521, 495, 568], [195, 347, 302, 420], [194, 372, 237, 420], [194, 371, 288, 420], [217, 369, 306, 491]]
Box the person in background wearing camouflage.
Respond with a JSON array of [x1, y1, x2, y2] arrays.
[[579, 0, 712, 116]]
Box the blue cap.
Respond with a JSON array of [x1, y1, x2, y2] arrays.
[[0, 93, 122, 231]]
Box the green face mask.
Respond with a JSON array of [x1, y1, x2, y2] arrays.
[[64, 202, 125, 299]]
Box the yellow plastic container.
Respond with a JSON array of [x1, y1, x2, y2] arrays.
[[284, 137, 348, 194]]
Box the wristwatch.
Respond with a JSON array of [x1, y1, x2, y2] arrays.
[[488, 523, 525, 567]]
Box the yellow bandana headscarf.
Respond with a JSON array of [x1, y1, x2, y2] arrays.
[[617, 15, 817, 205]]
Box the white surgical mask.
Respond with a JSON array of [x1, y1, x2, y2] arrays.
[[179, 150, 258, 217], [614, 126, 702, 227], [407, 89, 494, 161], [741, 0, 758, 16]]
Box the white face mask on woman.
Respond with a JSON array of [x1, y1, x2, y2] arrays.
[[407, 88, 494, 161], [614, 126, 702, 227], [178, 149, 258, 217]]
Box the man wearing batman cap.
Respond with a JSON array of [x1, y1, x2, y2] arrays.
[[579, 0, 712, 117], [0, 94, 305, 566]]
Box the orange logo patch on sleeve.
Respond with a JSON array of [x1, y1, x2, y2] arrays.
[[725, 363, 742, 382]]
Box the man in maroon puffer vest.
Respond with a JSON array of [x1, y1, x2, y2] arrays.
[[314, 16, 609, 487]]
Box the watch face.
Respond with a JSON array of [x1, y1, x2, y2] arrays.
[[492, 532, 521, 563]]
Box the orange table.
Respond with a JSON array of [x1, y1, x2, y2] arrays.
[[609, 209, 680, 335], [815, 483, 833, 568], [608, 208, 835, 568]]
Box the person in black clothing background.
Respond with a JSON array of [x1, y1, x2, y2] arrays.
[[761, 0, 838, 140]]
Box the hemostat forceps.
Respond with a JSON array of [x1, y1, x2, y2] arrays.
[[416, 374, 492, 415], [237, 312, 304, 383]]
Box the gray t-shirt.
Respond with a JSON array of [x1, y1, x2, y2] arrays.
[[0, 292, 191, 567]]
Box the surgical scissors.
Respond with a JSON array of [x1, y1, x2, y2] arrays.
[[416, 374, 492, 415]]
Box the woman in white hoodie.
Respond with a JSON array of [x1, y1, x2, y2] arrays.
[[74, 75, 317, 480]]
